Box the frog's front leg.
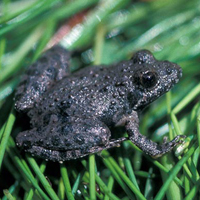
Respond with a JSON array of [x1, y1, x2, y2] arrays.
[[122, 111, 185, 158], [15, 46, 71, 112]]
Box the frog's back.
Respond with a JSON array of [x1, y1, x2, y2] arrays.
[[34, 63, 130, 120]]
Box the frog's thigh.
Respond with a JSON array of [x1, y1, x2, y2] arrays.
[[17, 117, 126, 161], [15, 46, 71, 112]]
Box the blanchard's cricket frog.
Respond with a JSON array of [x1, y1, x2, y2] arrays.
[[15, 46, 184, 162]]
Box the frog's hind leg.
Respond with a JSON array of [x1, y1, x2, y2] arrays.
[[15, 46, 71, 112], [16, 117, 128, 162], [17, 136, 128, 162]]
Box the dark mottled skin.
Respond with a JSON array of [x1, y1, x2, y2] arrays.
[[15, 46, 184, 162]]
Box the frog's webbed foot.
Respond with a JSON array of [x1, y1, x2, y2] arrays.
[[16, 117, 127, 161], [123, 112, 186, 158], [15, 46, 71, 112], [130, 134, 186, 158]]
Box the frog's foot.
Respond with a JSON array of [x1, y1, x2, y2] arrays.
[[148, 135, 186, 158], [129, 134, 186, 158], [15, 46, 71, 112], [124, 113, 186, 158], [16, 117, 128, 161]]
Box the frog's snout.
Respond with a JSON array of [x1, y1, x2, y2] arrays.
[[173, 64, 182, 83], [162, 62, 182, 84]]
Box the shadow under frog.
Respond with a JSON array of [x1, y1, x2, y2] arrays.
[[14, 46, 185, 162]]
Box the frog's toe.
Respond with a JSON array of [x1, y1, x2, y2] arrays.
[[151, 135, 186, 158]]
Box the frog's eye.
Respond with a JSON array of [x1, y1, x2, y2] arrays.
[[141, 72, 157, 88]]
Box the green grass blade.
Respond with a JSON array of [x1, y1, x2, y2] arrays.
[[184, 180, 200, 200], [89, 154, 96, 200], [104, 176, 114, 200], [0, 108, 15, 170], [173, 83, 200, 114], [26, 156, 60, 200], [154, 143, 198, 200], [60, 164, 75, 200], [0, 25, 44, 84]]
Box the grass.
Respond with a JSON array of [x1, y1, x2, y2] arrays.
[[0, 0, 200, 199]]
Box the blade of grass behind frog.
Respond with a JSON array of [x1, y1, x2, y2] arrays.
[[106, 155, 146, 200], [94, 174, 120, 200], [2, 181, 18, 200], [104, 176, 114, 200], [0, 108, 15, 170], [89, 154, 96, 200], [101, 155, 136, 199], [183, 170, 190, 197], [170, 114, 197, 185], [184, 179, 200, 200], [26, 156, 60, 200], [58, 178, 65, 200], [0, 25, 44, 85], [128, 141, 184, 188], [0, 122, 6, 141], [187, 157, 200, 181], [0, 38, 6, 70], [3, 189, 15, 200], [154, 142, 197, 200], [160, 154, 183, 200], [146, 157, 183, 187], [172, 83, 200, 114], [197, 114, 200, 151], [6, 137, 51, 200], [122, 143, 140, 191], [81, 160, 121, 200], [32, 19, 57, 62], [0, 0, 54, 35], [62, 0, 130, 50], [2, 0, 51, 24], [3, 155, 41, 200], [144, 168, 154, 199], [181, 102, 200, 136], [10, 153, 50, 199], [25, 190, 35, 200], [123, 156, 140, 191], [171, 107, 199, 185], [115, 8, 197, 61], [0, 78, 19, 102], [101, 151, 146, 200], [71, 170, 85, 195], [60, 163, 75, 200]]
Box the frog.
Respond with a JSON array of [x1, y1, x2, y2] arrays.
[[14, 46, 185, 162]]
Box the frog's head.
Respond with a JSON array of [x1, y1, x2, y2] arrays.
[[129, 50, 182, 110]]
